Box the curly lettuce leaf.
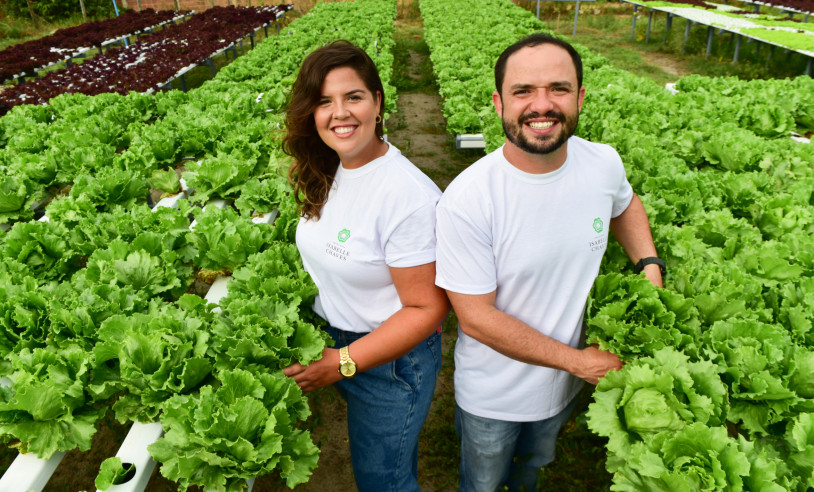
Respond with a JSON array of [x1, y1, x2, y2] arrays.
[[182, 136, 262, 204], [1, 219, 78, 281], [0, 344, 103, 458], [701, 319, 799, 436], [234, 177, 289, 216], [148, 369, 318, 491], [588, 348, 727, 462], [95, 457, 135, 490], [609, 423, 750, 492], [82, 235, 192, 299], [92, 300, 215, 423], [188, 205, 274, 273], [0, 175, 45, 225], [587, 273, 700, 360]]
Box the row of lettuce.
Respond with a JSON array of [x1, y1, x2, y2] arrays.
[[420, 0, 814, 489], [0, 1, 397, 490]]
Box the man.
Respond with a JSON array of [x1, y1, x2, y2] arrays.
[[435, 33, 664, 492]]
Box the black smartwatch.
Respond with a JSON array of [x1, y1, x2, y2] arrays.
[[634, 257, 666, 275]]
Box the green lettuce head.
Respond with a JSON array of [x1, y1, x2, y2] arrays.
[[588, 348, 727, 464]]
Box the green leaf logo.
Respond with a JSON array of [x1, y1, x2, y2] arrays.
[[593, 218, 603, 233], [338, 229, 351, 243]]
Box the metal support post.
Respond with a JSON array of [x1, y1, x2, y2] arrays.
[[733, 34, 742, 63], [572, 0, 580, 36], [807, 58, 812, 76], [755, 41, 761, 55], [249, 32, 255, 49], [767, 44, 775, 63], [646, 9, 654, 42], [705, 26, 714, 58], [276, 21, 280, 35], [753, 4, 760, 13], [662, 13, 673, 48], [205, 58, 215, 77], [179, 74, 187, 92], [682, 19, 691, 54], [536, 0, 541, 19], [632, 4, 638, 40]]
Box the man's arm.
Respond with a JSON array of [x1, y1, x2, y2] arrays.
[[448, 290, 622, 385], [609, 194, 663, 288]]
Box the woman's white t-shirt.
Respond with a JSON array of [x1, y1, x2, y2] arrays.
[[296, 143, 442, 333]]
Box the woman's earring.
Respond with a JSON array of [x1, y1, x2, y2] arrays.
[[376, 114, 382, 124]]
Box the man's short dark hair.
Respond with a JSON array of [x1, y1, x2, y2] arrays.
[[494, 33, 583, 96]]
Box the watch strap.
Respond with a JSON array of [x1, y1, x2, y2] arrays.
[[339, 346, 353, 364], [634, 256, 666, 275], [338, 346, 357, 378]]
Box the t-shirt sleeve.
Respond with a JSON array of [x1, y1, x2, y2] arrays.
[[435, 198, 497, 295], [384, 201, 438, 268], [610, 151, 634, 218]]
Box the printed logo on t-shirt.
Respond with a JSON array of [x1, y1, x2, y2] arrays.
[[338, 228, 351, 243], [589, 237, 607, 252], [326, 241, 350, 261], [589, 217, 607, 252]]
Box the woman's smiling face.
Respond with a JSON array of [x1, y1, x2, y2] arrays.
[[314, 66, 384, 169]]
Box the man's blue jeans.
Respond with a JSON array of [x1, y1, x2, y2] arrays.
[[325, 326, 442, 492], [455, 398, 578, 492]]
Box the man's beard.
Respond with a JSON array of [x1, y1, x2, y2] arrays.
[[502, 110, 578, 155]]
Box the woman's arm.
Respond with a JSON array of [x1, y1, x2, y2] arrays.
[[283, 261, 450, 392]]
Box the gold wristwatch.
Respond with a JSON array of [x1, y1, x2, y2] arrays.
[[338, 346, 357, 378]]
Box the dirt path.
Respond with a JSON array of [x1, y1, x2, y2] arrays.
[[388, 90, 451, 190], [639, 50, 691, 78], [389, 91, 448, 175]]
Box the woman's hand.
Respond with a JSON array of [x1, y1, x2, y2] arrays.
[[283, 347, 343, 393]]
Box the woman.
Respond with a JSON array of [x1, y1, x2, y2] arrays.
[[281, 40, 449, 492]]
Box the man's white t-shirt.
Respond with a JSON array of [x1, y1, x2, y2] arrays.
[[296, 143, 442, 333], [435, 137, 634, 422]]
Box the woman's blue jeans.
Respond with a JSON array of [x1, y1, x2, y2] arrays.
[[455, 397, 578, 492], [325, 326, 442, 492]]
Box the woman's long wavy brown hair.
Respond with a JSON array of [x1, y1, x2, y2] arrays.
[[283, 40, 385, 221]]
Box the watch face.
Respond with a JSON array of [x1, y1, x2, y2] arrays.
[[340, 362, 356, 377]]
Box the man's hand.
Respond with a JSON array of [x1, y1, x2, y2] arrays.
[[283, 348, 342, 393], [572, 346, 623, 385]]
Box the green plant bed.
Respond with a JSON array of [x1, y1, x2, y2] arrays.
[[633, 1, 814, 54], [742, 27, 814, 52], [718, 12, 814, 34]]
